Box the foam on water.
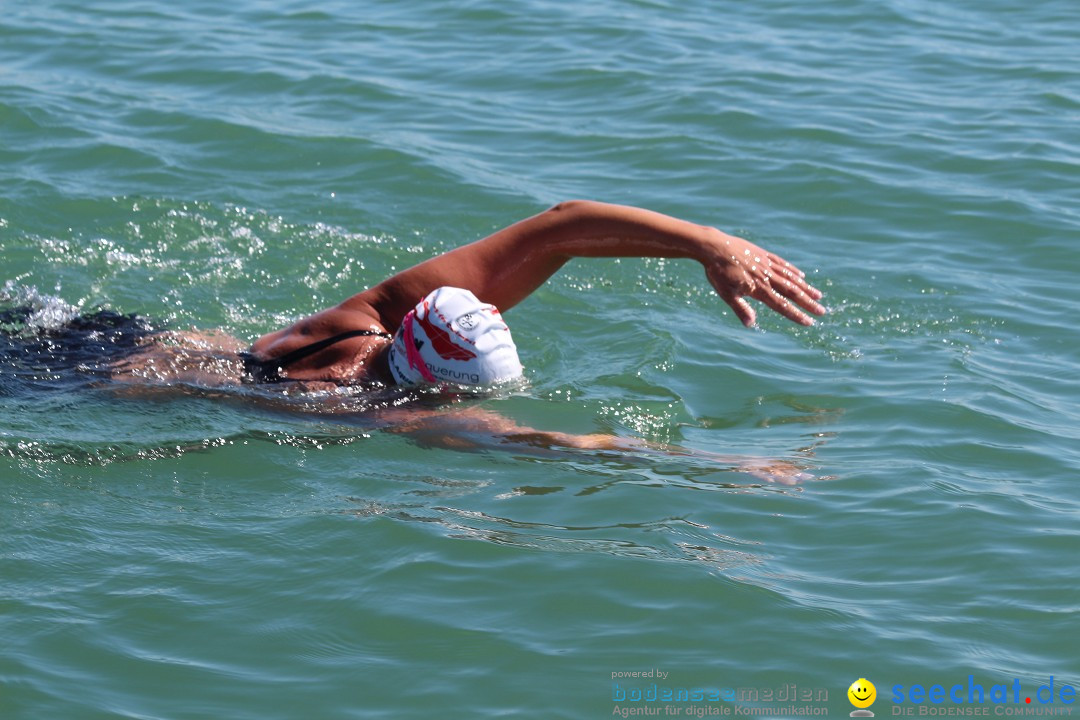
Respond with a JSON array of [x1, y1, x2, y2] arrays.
[[0, 281, 83, 333]]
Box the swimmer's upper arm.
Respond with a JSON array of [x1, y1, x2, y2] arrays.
[[340, 203, 578, 330]]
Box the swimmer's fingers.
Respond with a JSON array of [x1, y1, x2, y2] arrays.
[[766, 252, 824, 302], [767, 252, 805, 279], [753, 281, 816, 326], [723, 292, 758, 327], [701, 231, 825, 327], [708, 264, 823, 327], [740, 250, 824, 325], [766, 269, 826, 321]]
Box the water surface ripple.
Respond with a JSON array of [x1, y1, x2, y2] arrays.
[[2, 0, 1078, 717]]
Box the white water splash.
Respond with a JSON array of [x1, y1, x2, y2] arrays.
[[0, 280, 82, 331]]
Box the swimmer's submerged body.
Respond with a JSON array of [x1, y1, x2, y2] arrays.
[[20, 201, 825, 477]]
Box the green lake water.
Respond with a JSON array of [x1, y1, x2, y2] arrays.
[[2, 1, 1078, 717]]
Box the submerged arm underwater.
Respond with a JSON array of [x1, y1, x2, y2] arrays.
[[371, 405, 817, 486]]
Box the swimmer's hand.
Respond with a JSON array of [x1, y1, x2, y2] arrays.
[[552, 436, 817, 484], [697, 228, 826, 327]]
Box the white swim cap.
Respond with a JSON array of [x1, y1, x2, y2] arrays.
[[387, 286, 523, 386]]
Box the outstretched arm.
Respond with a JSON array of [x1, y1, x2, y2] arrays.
[[375, 405, 815, 485], [343, 200, 825, 331]]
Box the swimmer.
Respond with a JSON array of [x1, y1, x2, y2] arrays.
[[105, 200, 825, 472]]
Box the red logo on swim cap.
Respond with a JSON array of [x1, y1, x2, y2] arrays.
[[414, 310, 477, 361]]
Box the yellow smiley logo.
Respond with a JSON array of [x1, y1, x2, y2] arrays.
[[848, 678, 877, 709]]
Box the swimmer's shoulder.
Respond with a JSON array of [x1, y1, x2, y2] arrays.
[[251, 305, 388, 356]]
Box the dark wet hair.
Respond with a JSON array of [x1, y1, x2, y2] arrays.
[[0, 305, 158, 396]]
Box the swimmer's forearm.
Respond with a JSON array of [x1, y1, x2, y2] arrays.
[[376, 405, 631, 452], [506, 200, 714, 261]]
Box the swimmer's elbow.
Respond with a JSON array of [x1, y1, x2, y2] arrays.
[[546, 199, 599, 216], [541, 200, 609, 237]]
